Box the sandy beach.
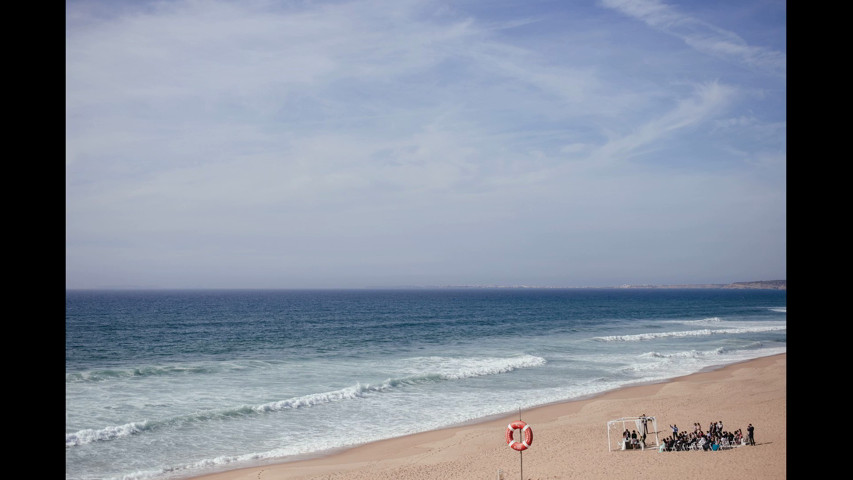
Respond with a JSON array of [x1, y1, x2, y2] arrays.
[[186, 353, 785, 480]]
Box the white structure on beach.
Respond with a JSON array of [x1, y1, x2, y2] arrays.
[[607, 416, 660, 452]]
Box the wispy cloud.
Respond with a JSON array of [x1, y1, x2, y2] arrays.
[[599, 0, 786, 75], [584, 80, 737, 165]]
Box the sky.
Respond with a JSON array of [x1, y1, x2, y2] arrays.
[[65, 0, 786, 289]]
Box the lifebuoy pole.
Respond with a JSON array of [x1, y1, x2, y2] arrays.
[[506, 411, 532, 480], [520, 448, 523, 480], [518, 409, 523, 480], [519, 409, 522, 480]]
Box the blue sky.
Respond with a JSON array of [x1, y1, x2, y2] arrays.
[[65, 0, 786, 289]]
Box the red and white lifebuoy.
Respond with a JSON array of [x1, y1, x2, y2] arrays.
[[506, 420, 533, 451]]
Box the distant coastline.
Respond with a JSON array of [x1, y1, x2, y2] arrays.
[[615, 279, 786, 290], [376, 280, 787, 290]]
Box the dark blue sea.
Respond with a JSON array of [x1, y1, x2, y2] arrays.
[[65, 288, 786, 480]]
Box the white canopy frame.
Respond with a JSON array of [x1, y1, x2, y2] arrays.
[[607, 416, 659, 452]]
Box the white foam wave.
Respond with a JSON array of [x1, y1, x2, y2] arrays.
[[405, 354, 547, 379], [66, 421, 149, 447], [620, 345, 787, 379], [769, 307, 786, 313], [637, 344, 763, 361], [253, 355, 547, 413], [683, 317, 722, 325], [593, 325, 786, 342], [252, 383, 379, 413], [658, 316, 722, 326], [66, 360, 278, 383], [640, 349, 707, 359]]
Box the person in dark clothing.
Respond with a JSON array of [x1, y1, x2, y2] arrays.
[[747, 423, 755, 445]]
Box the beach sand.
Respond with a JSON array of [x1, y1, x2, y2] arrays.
[[187, 353, 786, 480]]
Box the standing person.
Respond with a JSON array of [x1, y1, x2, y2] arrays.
[[747, 423, 755, 445], [641, 414, 649, 435], [670, 424, 678, 436]]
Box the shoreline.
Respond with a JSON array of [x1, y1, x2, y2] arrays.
[[186, 352, 786, 480]]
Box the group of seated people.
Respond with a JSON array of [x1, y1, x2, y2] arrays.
[[658, 420, 747, 452]]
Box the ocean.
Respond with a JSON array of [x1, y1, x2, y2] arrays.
[[65, 288, 786, 480]]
